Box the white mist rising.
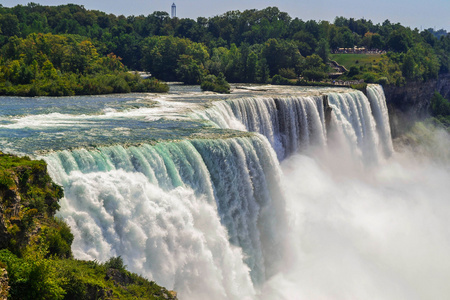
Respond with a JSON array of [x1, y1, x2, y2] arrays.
[[41, 85, 450, 300], [261, 130, 450, 300]]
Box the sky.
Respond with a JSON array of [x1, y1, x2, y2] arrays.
[[2, 0, 450, 31]]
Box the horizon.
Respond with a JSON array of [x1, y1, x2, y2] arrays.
[[2, 0, 450, 32]]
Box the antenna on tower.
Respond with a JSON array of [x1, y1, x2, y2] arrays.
[[171, 3, 176, 18]]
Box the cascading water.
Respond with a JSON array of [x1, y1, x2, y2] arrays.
[[366, 84, 394, 157], [3, 84, 446, 300], [44, 135, 284, 299], [41, 85, 393, 299], [193, 86, 389, 163], [193, 95, 327, 160]]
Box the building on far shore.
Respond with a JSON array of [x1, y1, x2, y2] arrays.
[[171, 3, 176, 18]]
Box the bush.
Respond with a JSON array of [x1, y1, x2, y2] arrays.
[[431, 91, 450, 117], [44, 219, 74, 259], [0, 249, 66, 300], [104, 256, 126, 271], [278, 68, 297, 79], [271, 74, 292, 85], [377, 76, 390, 85], [200, 73, 230, 93]]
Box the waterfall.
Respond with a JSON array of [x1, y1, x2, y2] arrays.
[[45, 135, 283, 299], [366, 84, 394, 157], [40, 85, 399, 299], [193, 86, 389, 162], [193, 95, 327, 159]]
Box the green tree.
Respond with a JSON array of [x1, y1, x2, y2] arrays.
[[176, 54, 205, 84], [316, 38, 330, 63], [0, 14, 20, 36]]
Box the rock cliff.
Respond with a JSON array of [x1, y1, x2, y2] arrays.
[[383, 74, 450, 136]]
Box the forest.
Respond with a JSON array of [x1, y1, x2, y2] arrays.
[[0, 3, 449, 94]]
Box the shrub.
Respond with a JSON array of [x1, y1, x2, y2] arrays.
[[200, 73, 230, 93], [278, 68, 297, 79], [271, 74, 292, 85], [104, 256, 126, 271], [43, 219, 74, 259], [0, 249, 66, 300]]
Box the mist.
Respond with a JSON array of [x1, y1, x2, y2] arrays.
[[261, 126, 450, 299]]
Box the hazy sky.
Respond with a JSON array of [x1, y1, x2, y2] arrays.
[[3, 0, 450, 31]]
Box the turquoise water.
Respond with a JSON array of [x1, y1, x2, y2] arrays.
[[0, 85, 347, 155], [5, 84, 445, 300]]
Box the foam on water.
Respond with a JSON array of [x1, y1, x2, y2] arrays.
[[12, 84, 444, 299]]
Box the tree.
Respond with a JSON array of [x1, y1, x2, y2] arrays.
[[387, 29, 412, 52], [176, 54, 205, 84], [246, 51, 258, 82], [316, 38, 330, 63], [0, 14, 20, 36], [262, 38, 302, 76], [301, 54, 328, 81]]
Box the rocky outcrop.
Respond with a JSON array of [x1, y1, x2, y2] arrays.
[[383, 74, 450, 136]]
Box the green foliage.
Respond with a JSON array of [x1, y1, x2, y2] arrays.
[[0, 248, 176, 300], [141, 35, 208, 82], [43, 219, 74, 259], [430, 92, 450, 127], [176, 54, 206, 84], [271, 74, 294, 85], [201, 73, 230, 93], [0, 249, 66, 300], [0, 4, 449, 88], [278, 68, 297, 79], [0, 153, 68, 257], [301, 54, 328, 81], [0, 33, 168, 96], [104, 256, 126, 271]]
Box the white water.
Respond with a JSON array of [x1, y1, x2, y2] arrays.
[[193, 95, 326, 159], [262, 135, 450, 300], [39, 84, 450, 299], [45, 135, 284, 299]]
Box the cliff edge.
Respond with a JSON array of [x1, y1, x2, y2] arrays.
[[383, 74, 450, 136]]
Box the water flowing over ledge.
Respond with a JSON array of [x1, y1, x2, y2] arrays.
[[6, 84, 395, 299], [193, 84, 393, 163]]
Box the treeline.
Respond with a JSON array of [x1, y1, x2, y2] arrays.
[[1, 3, 450, 87], [0, 33, 168, 96]]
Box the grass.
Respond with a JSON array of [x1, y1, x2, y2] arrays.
[[330, 53, 383, 69]]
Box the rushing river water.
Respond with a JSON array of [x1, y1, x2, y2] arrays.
[[1, 84, 449, 299]]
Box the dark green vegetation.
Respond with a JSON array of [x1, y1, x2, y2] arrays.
[[0, 33, 168, 96], [430, 91, 450, 127], [1, 4, 449, 90], [201, 73, 230, 93], [0, 153, 177, 299]]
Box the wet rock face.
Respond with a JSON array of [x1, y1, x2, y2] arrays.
[[383, 74, 450, 136]]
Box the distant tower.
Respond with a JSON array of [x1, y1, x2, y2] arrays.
[[171, 3, 176, 18]]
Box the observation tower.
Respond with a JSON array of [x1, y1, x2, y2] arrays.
[[171, 3, 176, 18]]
